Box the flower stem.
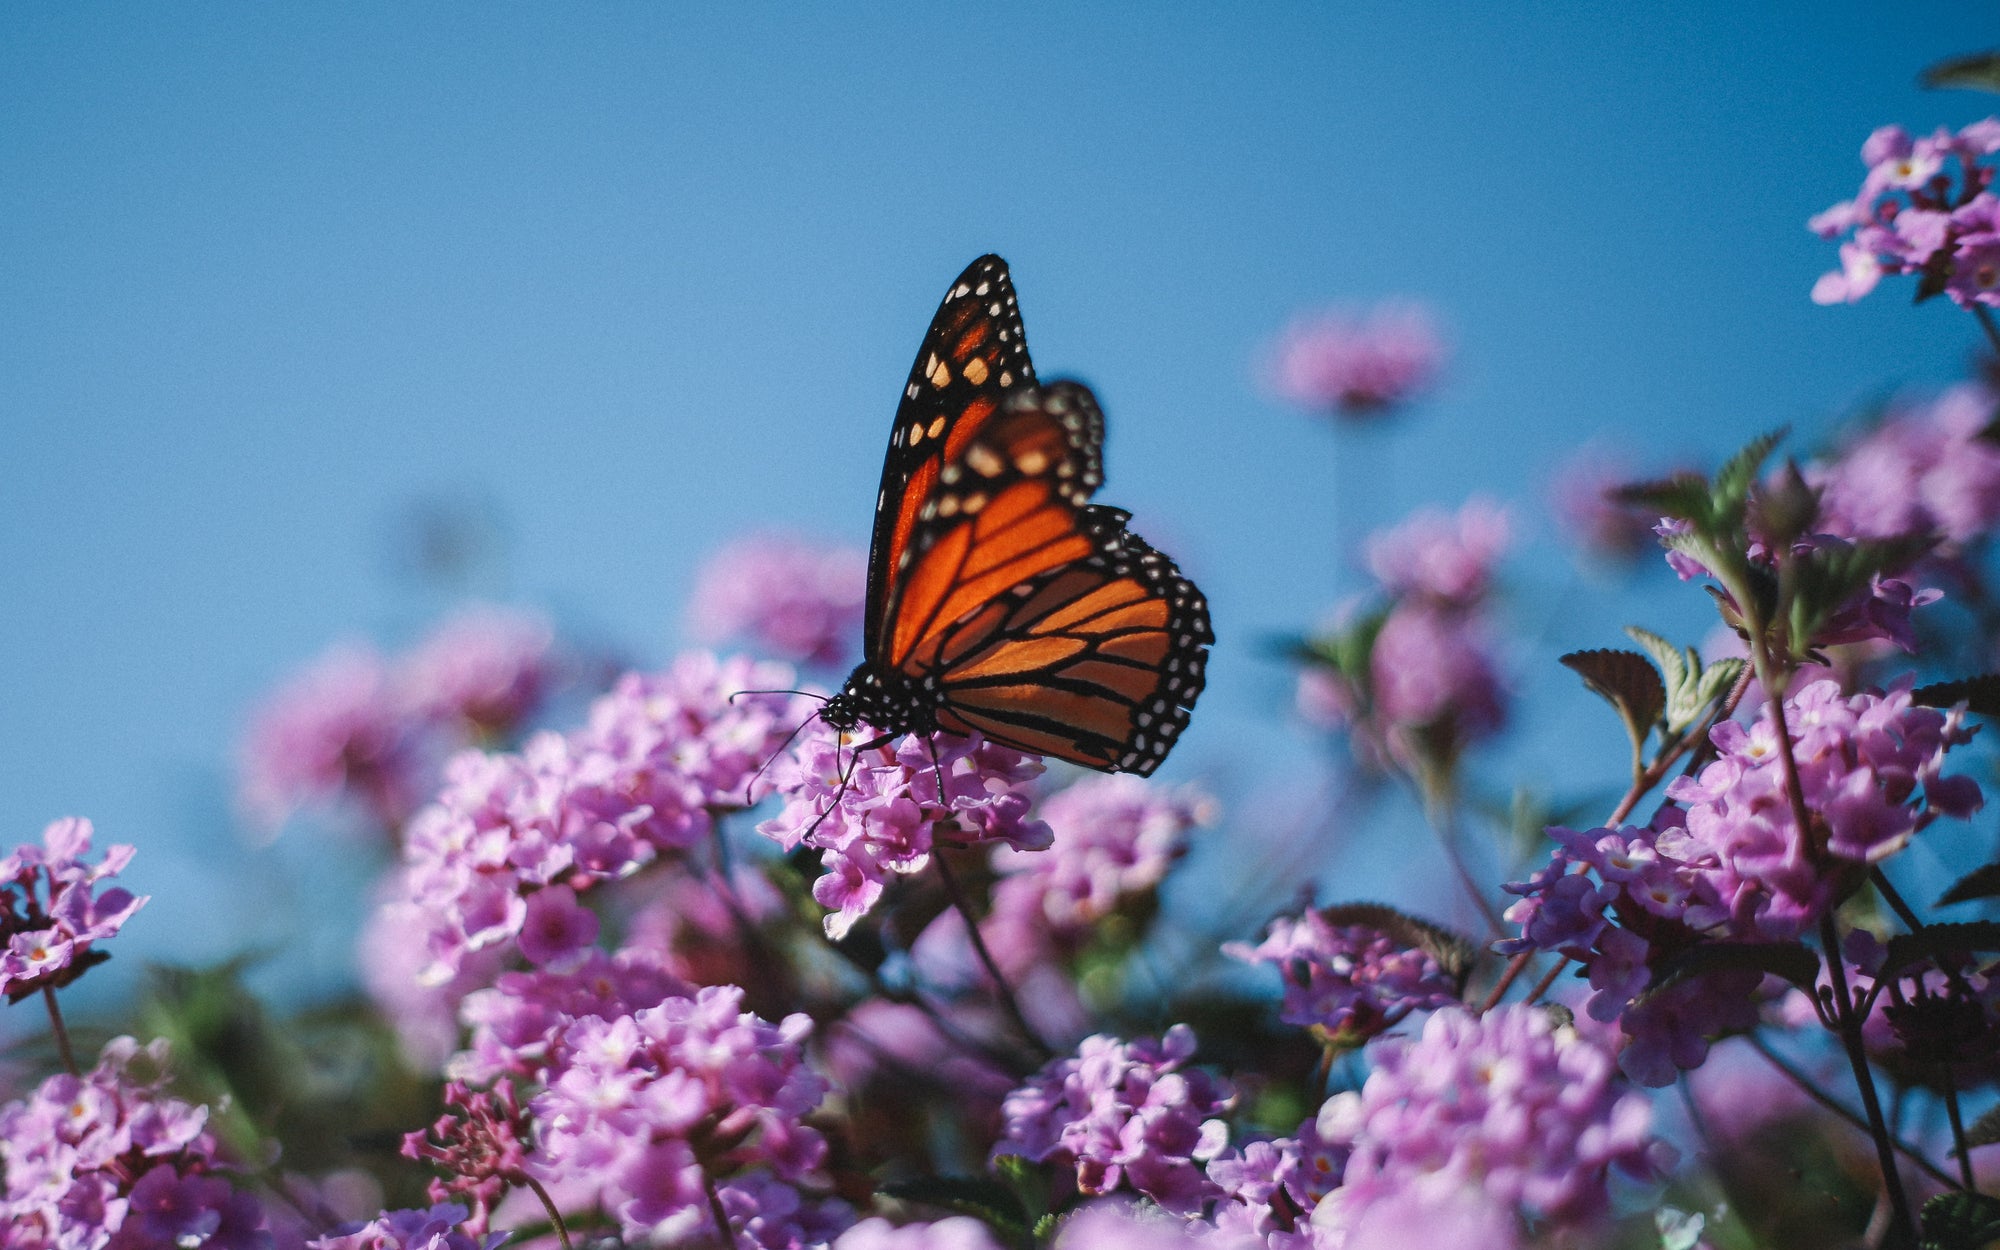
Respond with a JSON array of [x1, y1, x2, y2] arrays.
[[1747, 1034, 1958, 1190], [1476, 952, 1534, 1014], [520, 1173, 575, 1250], [43, 986, 78, 1077], [933, 851, 1053, 1060], [1417, 784, 1504, 937], [1753, 655, 1919, 1242], [703, 1168, 743, 1250], [1944, 1068, 1976, 1191], [1522, 956, 1567, 1007]]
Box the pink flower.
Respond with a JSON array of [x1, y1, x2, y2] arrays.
[[1266, 303, 1445, 419], [690, 531, 868, 668], [0, 818, 146, 1000], [1810, 118, 2000, 307], [758, 724, 1049, 939], [832, 1218, 1008, 1250], [400, 605, 562, 740], [237, 642, 423, 832], [1362, 500, 1510, 608]]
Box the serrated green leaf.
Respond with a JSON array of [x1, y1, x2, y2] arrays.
[[1881, 921, 2000, 979], [1560, 649, 1665, 757], [1315, 902, 1478, 986], [1920, 1189, 2000, 1250], [1939, 864, 2000, 908], [1695, 658, 1747, 711], [1641, 940, 1821, 1002], [880, 1176, 1027, 1233], [1713, 428, 1789, 517], [1612, 473, 1711, 522], [1922, 50, 2000, 93], [1914, 675, 2000, 718], [1786, 534, 1935, 651], [1625, 626, 1690, 690]]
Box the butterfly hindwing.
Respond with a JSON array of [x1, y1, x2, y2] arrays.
[[865, 255, 1037, 660], [930, 508, 1211, 775]]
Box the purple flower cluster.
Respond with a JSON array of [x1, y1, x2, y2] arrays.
[[1299, 501, 1510, 768], [1265, 303, 1444, 418], [451, 947, 690, 1084], [1504, 680, 1980, 1083], [1225, 911, 1460, 1044], [832, 1217, 1008, 1250], [0, 1037, 269, 1250], [1810, 119, 2000, 306], [1657, 521, 1938, 654], [0, 818, 146, 1000], [308, 1204, 507, 1250], [1811, 383, 2000, 550], [759, 725, 1050, 939], [1206, 1121, 1348, 1248], [988, 775, 1213, 949], [1310, 1006, 1664, 1239], [994, 1025, 1235, 1215], [374, 652, 809, 990], [529, 984, 847, 1248], [690, 531, 869, 668], [1548, 447, 1660, 563], [238, 606, 570, 834]]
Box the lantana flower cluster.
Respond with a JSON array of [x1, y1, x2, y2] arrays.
[[0, 1037, 268, 1250], [1810, 118, 2000, 306], [1810, 382, 2000, 553], [690, 531, 869, 668], [758, 724, 1050, 939], [1310, 1006, 1666, 1243], [1504, 679, 1981, 1083], [529, 984, 848, 1249], [994, 1025, 1236, 1216], [308, 1203, 507, 1250], [0, 817, 145, 1000], [373, 651, 809, 992], [237, 605, 571, 833], [1266, 303, 1445, 418], [1226, 910, 1461, 1045], [1298, 500, 1511, 769]]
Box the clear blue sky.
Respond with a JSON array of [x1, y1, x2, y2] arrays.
[[5, 4, 1998, 1005]]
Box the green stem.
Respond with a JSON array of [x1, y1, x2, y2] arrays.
[[1747, 1034, 1958, 1191], [43, 987, 78, 1077], [703, 1168, 742, 1250], [520, 1173, 575, 1250], [1944, 1069, 1976, 1191], [934, 851, 1053, 1060]]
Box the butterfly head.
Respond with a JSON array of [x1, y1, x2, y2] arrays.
[[821, 663, 938, 740]]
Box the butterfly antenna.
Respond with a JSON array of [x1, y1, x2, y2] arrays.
[[741, 705, 826, 807], [729, 688, 830, 704], [796, 730, 900, 846]]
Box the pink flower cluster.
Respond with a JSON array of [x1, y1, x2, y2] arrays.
[[1206, 1121, 1348, 1248], [758, 725, 1050, 939], [1810, 119, 2000, 306], [1310, 1006, 1664, 1241], [1266, 304, 1444, 418], [0, 818, 146, 1000], [373, 652, 809, 992], [690, 532, 869, 668], [0, 1037, 269, 1250], [308, 1204, 506, 1250], [1225, 911, 1460, 1044], [987, 776, 1213, 950], [1504, 680, 1980, 1083], [832, 1218, 1008, 1250], [529, 984, 847, 1249], [1548, 448, 1660, 563], [238, 606, 569, 833], [994, 1025, 1236, 1216], [1300, 500, 1510, 767], [1811, 383, 2000, 550]]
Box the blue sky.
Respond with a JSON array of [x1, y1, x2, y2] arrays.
[[5, 4, 1999, 1005]]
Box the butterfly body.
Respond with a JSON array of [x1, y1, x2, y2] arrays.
[[826, 256, 1211, 776]]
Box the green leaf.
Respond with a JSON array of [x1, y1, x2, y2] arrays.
[[881, 1176, 1027, 1235], [1966, 1103, 2000, 1150], [1611, 473, 1711, 522], [1641, 940, 1820, 1001], [1713, 427, 1789, 517], [1939, 864, 2000, 908], [1695, 657, 1747, 713], [1316, 902, 1479, 986], [1913, 674, 2000, 718], [1916, 257, 1953, 305], [1625, 627, 1742, 736], [1922, 50, 2000, 94], [1919, 1189, 2000, 1250], [1560, 649, 1666, 756], [1881, 921, 2000, 979], [1786, 533, 1934, 650]]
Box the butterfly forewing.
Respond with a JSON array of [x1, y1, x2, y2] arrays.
[[865, 255, 1037, 660]]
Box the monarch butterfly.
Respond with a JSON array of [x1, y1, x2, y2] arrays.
[[819, 255, 1212, 775]]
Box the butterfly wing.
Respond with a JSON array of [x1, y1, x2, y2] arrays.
[[865, 255, 1037, 663], [887, 381, 1212, 775]]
